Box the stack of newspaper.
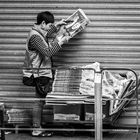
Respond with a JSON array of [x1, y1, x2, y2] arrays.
[[51, 68, 82, 95], [48, 63, 136, 116]]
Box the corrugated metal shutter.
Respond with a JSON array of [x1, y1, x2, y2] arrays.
[[0, 0, 140, 126]]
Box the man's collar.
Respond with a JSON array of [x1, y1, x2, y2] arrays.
[[32, 24, 47, 37]]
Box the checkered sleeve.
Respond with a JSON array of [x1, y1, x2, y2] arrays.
[[46, 24, 57, 37], [29, 34, 61, 57]]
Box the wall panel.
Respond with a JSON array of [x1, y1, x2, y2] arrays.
[[0, 0, 140, 126]]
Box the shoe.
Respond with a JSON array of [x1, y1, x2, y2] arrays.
[[32, 129, 53, 137], [39, 131, 53, 137]]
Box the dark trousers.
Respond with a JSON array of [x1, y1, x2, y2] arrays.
[[32, 76, 51, 128]]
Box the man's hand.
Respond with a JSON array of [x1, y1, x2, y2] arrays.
[[57, 35, 71, 46], [55, 19, 67, 27]]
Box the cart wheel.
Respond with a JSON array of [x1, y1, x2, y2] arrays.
[[62, 125, 75, 137]]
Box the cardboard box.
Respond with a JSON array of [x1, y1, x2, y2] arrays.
[[6, 109, 31, 123], [85, 100, 110, 121], [54, 104, 81, 121]]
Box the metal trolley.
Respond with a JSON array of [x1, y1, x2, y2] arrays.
[[0, 67, 139, 140], [44, 67, 139, 140]]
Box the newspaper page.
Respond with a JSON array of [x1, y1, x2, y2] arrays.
[[56, 8, 90, 42]]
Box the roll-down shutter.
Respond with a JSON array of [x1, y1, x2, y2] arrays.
[[0, 0, 140, 126]]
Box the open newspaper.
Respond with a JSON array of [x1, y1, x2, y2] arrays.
[[56, 8, 90, 42], [102, 70, 136, 115]]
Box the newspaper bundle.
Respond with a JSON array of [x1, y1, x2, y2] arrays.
[[49, 62, 136, 116]]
